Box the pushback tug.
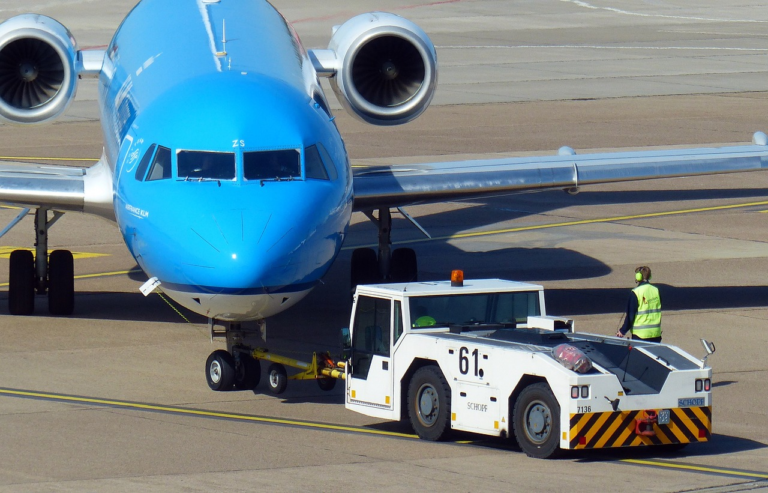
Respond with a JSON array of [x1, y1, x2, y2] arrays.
[[206, 271, 715, 458]]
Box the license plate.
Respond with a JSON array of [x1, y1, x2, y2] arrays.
[[657, 409, 670, 425]]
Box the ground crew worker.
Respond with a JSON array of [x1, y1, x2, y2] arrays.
[[616, 266, 662, 342]]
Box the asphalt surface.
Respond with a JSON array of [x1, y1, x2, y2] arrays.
[[0, 1, 767, 491]]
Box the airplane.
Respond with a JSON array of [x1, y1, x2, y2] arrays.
[[0, 0, 767, 387]]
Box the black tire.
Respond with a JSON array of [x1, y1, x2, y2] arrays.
[[350, 247, 378, 293], [317, 377, 336, 391], [407, 366, 451, 441], [9, 249, 35, 315], [234, 354, 261, 390], [48, 250, 74, 315], [513, 382, 561, 459], [266, 363, 288, 394], [390, 248, 418, 283], [206, 350, 235, 391]]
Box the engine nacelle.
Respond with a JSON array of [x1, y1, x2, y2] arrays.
[[326, 12, 437, 126], [0, 14, 79, 125]]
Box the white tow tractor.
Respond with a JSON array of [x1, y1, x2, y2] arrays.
[[343, 271, 715, 458]]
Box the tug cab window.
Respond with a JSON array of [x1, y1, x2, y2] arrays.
[[178, 151, 235, 180], [244, 149, 300, 180], [351, 296, 391, 380], [408, 291, 541, 328], [146, 146, 172, 181]]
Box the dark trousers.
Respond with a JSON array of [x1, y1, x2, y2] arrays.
[[631, 334, 661, 343]]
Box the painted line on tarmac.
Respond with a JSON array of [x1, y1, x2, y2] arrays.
[[343, 199, 768, 250], [619, 458, 768, 480], [2, 387, 766, 480], [0, 387, 417, 439]]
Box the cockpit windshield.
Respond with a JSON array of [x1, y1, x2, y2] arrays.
[[244, 149, 300, 180], [178, 151, 235, 180], [408, 291, 541, 328]]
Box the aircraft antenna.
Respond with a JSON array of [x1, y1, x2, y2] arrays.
[[222, 20, 227, 54], [215, 19, 228, 57]]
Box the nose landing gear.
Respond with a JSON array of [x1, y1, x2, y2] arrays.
[[205, 320, 345, 395]]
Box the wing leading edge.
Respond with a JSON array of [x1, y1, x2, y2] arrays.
[[0, 159, 114, 220], [352, 133, 768, 211]]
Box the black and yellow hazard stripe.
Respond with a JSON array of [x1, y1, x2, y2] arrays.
[[569, 407, 711, 449]]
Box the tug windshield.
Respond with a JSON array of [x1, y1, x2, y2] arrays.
[[409, 291, 540, 328]]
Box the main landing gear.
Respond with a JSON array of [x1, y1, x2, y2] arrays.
[[205, 320, 345, 395], [350, 208, 422, 292], [6, 208, 74, 315]]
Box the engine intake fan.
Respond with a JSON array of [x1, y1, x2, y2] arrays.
[[325, 13, 437, 126], [351, 35, 425, 109], [0, 38, 64, 110], [0, 14, 79, 124]]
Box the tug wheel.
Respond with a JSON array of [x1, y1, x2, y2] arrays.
[[407, 365, 451, 441], [317, 378, 336, 391], [206, 350, 235, 391], [513, 382, 561, 459], [266, 363, 288, 394]]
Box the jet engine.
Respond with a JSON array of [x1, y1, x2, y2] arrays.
[[0, 14, 80, 124], [323, 13, 437, 126]]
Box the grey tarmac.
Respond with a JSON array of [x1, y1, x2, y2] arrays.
[[0, 1, 766, 491]]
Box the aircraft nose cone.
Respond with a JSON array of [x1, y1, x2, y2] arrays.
[[183, 209, 290, 287]]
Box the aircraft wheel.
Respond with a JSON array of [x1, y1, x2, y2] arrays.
[[266, 363, 288, 394], [48, 250, 74, 315], [407, 365, 451, 441], [9, 249, 35, 315], [513, 382, 561, 459], [391, 248, 418, 283], [234, 353, 261, 390], [317, 377, 336, 392], [350, 247, 378, 293], [206, 350, 235, 391]]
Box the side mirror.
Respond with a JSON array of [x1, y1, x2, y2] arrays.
[[700, 339, 716, 366], [340, 327, 351, 350]]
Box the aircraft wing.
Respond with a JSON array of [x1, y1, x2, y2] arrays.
[[0, 161, 86, 211], [0, 158, 113, 221], [352, 135, 768, 211]]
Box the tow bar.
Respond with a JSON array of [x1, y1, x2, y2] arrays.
[[248, 348, 345, 395]]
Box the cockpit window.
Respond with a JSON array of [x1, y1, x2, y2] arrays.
[[317, 143, 339, 181], [177, 151, 235, 180], [134, 144, 156, 181], [244, 149, 300, 180], [146, 146, 172, 181], [304, 145, 329, 180]]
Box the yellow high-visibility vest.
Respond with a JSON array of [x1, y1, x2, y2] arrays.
[[632, 283, 661, 339]]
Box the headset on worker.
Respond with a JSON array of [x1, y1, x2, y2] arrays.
[[634, 266, 652, 283]]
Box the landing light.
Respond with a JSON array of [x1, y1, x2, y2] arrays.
[[231, 253, 237, 260], [451, 270, 464, 287]]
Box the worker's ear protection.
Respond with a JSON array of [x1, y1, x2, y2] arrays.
[[635, 266, 652, 282]]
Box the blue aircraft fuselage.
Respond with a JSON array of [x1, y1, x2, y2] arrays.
[[100, 0, 353, 320]]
